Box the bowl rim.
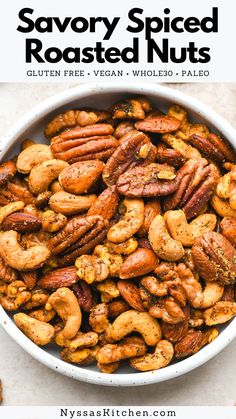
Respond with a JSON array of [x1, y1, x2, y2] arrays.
[[0, 82, 236, 387]]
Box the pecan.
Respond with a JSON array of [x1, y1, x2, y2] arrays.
[[102, 130, 156, 187], [72, 281, 94, 312], [2, 212, 42, 233], [220, 217, 236, 246], [135, 115, 181, 133], [162, 306, 190, 343], [221, 285, 235, 302], [0, 256, 17, 282], [45, 109, 110, 138], [117, 280, 145, 312], [87, 186, 119, 221], [192, 232, 236, 285], [163, 158, 220, 219], [155, 142, 186, 168], [189, 133, 236, 163], [49, 215, 108, 266], [0, 161, 16, 186], [38, 266, 78, 289], [117, 163, 178, 198], [59, 161, 104, 195], [50, 124, 117, 163]]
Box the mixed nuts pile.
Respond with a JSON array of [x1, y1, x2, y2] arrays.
[[0, 96, 236, 373]]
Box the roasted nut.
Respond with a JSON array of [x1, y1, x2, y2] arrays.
[[49, 215, 108, 265], [162, 306, 190, 343], [149, 298, 186, 324], [16, 144, 53, 174], [72, 281, 94, 312], [105, 238, 138, 255], [87, 187, 119, 221], [14, 313, 55, 345], [46, 287, 82, 340], [41, 210, 67, 232], [117, 280, 145, 311], [49, 191, 96, 216], [114, 121, 135, 139], [119, 248, 158, 279], [137, 199, 161, 237], [189, 133, 236, 164], [175, 329, 219, 358], [162, 134, 201, 159], [29, 308, 56, 323], [59, 160, 104, 195], [97, 336, 147, 364], [117, 163, 178, 198], [89, 303, 110, 333], [155, 143, 186, 168], [55, 330, 98, 350], [149, 215, 184, 262], [204, 301, 236, 325], [0, 256, 17, 282], [111, 97, 151, 119], [38, 266, 78, 289], [111, 310, 162, 346], [135, 115, 181, 133], [50, 124, 117, 163], [61, 346, 99, 365], [75, 254, 109, 284], [130, 340, 174, 371], [28, 159, 69, 195], [107, 198, 144, 243], [164, 210, 217, 247], [192, 232, 236, 284], [0, 280, 31, 311], [0, 161, 16, 186], [45, 109, 110, 138], [220, 217, 236, 245], [176, 263, 224, 309], [97, 279, 120, 303], [97, 361, 120, 373], [163, 158, 220, 219], [211, 194, 236, 218], [21, 271, 38, 290], [0, 201, 25, 224], [2, 212, 42, 233], [108, 299, 130, 318], [216, 165, 236, 210], [0, 230, 50, 270], [103, 130, 156, 187]]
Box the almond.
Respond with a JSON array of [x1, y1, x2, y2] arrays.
[[119, 248, 159, 279], [59, 160, 105, 195], [2, 212, 42, 233], [38, 266, 78, 289], [135, 116, 181, 134], [117, 280, 145, 312], [87, 186, 119, 220]]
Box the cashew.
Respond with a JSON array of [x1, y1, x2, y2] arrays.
[[16, 144, 53, 174], [55, 331, 98, 349], [177, 263, 224, 309], [149, 215, 184, 261], [28, 159, 69, 195], [130, 340, 174, 371], [211, 195, 236, 218], [0, 201, 25, 224], [97, 336, 147, 364], [46, 287, 82, 340], [14, 313, 55, 346], [204, 301, 236, 325], [107, 198, 144, 243], [0, 230, 50, 270], [61, 346, 99, 365], [164, 210, 217, 246], [29, 308, 56, 323], [111, 310, 162, 346]]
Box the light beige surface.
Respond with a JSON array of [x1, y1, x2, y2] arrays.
[[0, 83, 236, 406]]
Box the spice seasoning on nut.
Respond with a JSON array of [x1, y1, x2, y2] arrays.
[[0, 95, 235, 373]]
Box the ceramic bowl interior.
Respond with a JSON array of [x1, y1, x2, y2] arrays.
[[0, 83, 236, 386]]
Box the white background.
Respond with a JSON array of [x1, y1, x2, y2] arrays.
[[0, 0, 235, 82], [0, 82, 236, 406]]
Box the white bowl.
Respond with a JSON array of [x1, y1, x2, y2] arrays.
[[0, 83, 236, 387]]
